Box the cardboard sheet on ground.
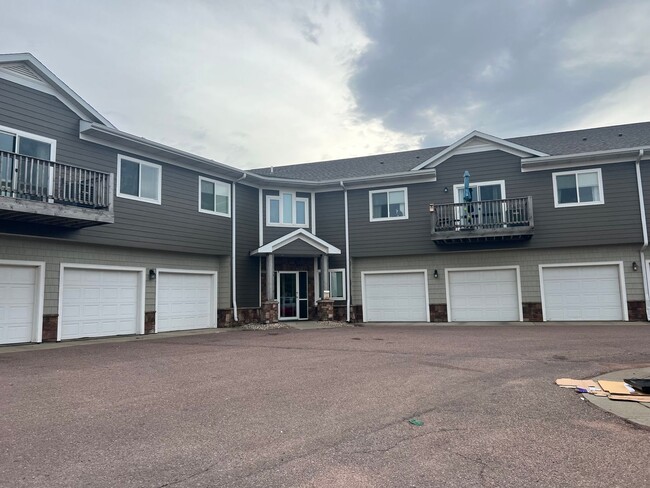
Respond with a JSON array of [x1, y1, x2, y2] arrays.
[[608, 394, 650, 403], [598, 380, 634, 395]]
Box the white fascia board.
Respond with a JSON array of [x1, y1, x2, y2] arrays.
[[0, 53, 115, 128], [242, 168, 437, 191], [251, 228, 341, 255], [521, 146, 650, 172], [79, 121, 245, 180], [411, 130, 549, 171]]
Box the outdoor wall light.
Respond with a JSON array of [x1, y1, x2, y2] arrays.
[[429, 203, 435, 213], [434, 269, 439, 279], [444, 187, 449, 193], [632, 262, 638, 272], [149, 269, 157, 280]]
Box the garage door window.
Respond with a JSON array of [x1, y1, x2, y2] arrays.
[[553, 169, 603, 207]]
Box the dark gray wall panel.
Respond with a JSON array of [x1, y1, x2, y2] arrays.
[[314, 190, 346, 269], [0, 78, 233, 255], [235, 184, 260, 308]]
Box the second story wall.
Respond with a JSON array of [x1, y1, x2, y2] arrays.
[[0, 78, 233, 255], [314, 190, 346, 269]]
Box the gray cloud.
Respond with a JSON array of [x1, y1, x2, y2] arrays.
[[349, 0, 650, 145]]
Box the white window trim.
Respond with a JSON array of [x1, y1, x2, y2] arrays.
[[317, 268, 346, 301], [116, 154, 162, 205], [0, 123, 57, 161], [552, 168, 604, 208], [452, 179, 506, 203], [369, 187, 409, 222], [198, 176, 231, 217], [265, 191, 310, 228]]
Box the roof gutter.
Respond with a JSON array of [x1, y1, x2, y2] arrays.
[[231, 173, 247, 323], [340, 181, 351, 323], [521, 146, 650, 172]]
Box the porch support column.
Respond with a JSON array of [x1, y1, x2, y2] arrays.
[[321, 254, 329, 298], [266, 253, 275, 301]]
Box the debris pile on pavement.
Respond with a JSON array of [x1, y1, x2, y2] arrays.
[[556, 378, 650, 403]]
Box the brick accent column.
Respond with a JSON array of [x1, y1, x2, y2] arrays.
[[317, 299, 334, 321], [42, 314, 58, 342], [261, 301, 279, 323], [144, 311, 156, 334]]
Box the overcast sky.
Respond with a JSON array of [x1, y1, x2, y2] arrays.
[[4, 1, 650, 168]]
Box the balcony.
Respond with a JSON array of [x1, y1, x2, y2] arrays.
[[430, 196, 534, 243], [0, 150, 114, 228]]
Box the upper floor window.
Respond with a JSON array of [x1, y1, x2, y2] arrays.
[[0, 124, 56, 160], [369, 187, 408, 221], [117, 155, 161, 205], [199, 176, 231, 217], [453, 180, 505, 203], [266, 191, 309, 227], [553, 169, 603, 207]]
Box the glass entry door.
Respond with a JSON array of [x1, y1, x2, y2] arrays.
[[277, 271, 308, 320]]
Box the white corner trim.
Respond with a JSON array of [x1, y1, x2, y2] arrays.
[[311, 191, 316, 234], [360, 269, 430, 323], [155, 269, 219, 331], [0, 259, 45, 343], [538, 261, 629, 322], [412, 130, 548, 171], [444, 265, 523, 322], [57, 263, 147, 341]]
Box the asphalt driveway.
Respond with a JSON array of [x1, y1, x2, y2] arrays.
[[2, 324, 650, 487]]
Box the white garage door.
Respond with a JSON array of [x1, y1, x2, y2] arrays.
[[157, 272, 216, 332], [0, 265, 38, 344], [61, 267, 141, 340], [541, 264, 625, 321], [363, 272, 428, 322], [448, 268, 521, 322]]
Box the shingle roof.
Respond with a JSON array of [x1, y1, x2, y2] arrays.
[[250, 121, 650, 181]]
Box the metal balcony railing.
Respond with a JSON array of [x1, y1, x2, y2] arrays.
[[430, 196, 534, 242], [0, 150, 113, 209]]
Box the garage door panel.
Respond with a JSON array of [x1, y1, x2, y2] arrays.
[[448, 269, 520, 322], [0, 265, 38, 344], [61, 268, 140, 340], [157, 273, 215, 332], [363, 272, 428, 322], [541, 265, 624, 321]]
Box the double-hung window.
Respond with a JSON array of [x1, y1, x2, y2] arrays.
[[117, 155, 161, 204], [267, 191, 309, 227], [369, 187, 408, 221], [553, 169, 603, 207], [199, 176, 231, 217]]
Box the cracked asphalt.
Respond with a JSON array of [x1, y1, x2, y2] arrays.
[[2, 324, 650, 487]]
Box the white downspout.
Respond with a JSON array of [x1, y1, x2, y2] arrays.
[[232, 173, 247, 322], [340, 181, 351, 322], [634, 150, 648, 320]]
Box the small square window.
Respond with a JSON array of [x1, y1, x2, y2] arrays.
[[553, 169, 603, 207], [369, 188, 408, 221], [199, 177, 231, 217], [117, 155, 161, 204]]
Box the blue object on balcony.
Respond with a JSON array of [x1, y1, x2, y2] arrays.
[[463, 170, 473, 202]]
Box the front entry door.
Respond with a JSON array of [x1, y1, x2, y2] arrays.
[[277, 271, 308, 320]]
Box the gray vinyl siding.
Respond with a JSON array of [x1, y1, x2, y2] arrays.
[[350, 244, 644, 306], [348, 182, 435, 257], [235, 184, 260, 308], [262, 189, 312, 244], [314, 190, 346, 269], [0, 78, 232, 255], [347, 150, 642, 257], [0, 234, 231, 313]]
